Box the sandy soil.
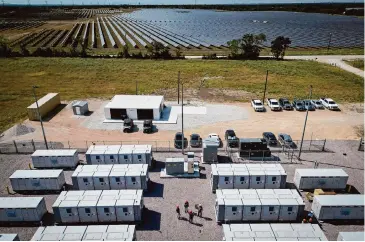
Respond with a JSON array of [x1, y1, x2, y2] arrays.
[[1, 99, 363, 146]]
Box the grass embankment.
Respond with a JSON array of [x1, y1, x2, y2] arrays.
[[0, 58, 363, 133], [344, 59, 364, 70]]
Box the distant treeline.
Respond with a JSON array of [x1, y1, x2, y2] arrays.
[[0, 3, 364, 17]]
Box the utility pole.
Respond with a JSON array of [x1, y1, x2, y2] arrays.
[[181, 81, 184, 155], [32, 86, 48, 150], [262, 70, 268, 105], [327, 33, 332, 54], [177, 71, 180, 104], [298, 85, 313, 159]]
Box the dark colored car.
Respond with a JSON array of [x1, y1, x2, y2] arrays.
[[304, 100, 316, 111], [190, 133, 202, 148], [292, 99, 306, 111], [174, 132, 188, 149], [143, 120, 153, 133], [262, 132, 278, 146], [279, 98, 293, 110], [123, 118, 134, 133], [278, 133, 297, 148], [225, 129, 239, 148]]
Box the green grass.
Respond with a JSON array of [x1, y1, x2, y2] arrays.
[[0, 57, 363, 133], [344, 59, 364, 70]]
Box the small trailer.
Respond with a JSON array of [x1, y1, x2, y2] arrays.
[[31, 149, 79, 169], [0, 234, 20, 241], [0, 197, 47, 222], [31, 225, 136, 241], [10, 170, 65, 192], [312, 194, 364, 220], [294, 168, 349, 190]]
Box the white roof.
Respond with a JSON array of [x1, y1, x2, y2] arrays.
[[253, 100, 263, 104], [0, 234, 19, 241], [28, 93, 59, 109], [0, 197, 44, 208], [296, 169, 348, 177], [32, 149, 77, 156], [97, 199, 116, 206], [260, 199, 280, 206], [10, 169, 63, 178], [338, 232, 365, 241], [78, 200, 98, 207], [105, 95, 163, 109], [314, 195, 364, 206], [278, 199, 299, 206]]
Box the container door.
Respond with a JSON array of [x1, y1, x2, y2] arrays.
[[78, 177, 94, 190], [110, 176, 125, 189], [250, 176, 265, 189], [97, 206, 116, 222], [234, 176, 249, 189], [50, 156, 58, 168], [265, 175, 281, 189], [225, 205, 242, 221], [60, 207, 79, 223], [76, 107, 81, 115], [218, 176, 234, 189], [116, 206, 134, 222], [5, 208, 21, 221], [126, 176, 141, 189], [78, 207, 98, 222], [93, 176, 110, 190], [18, 178, 27, 191]]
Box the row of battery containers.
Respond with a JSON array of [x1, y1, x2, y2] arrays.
[[31, 149, 79, 169], [215, 189, 305, 222], [211, 163, 287, 192], [293, 168, 349, 190], [31, 225, 136, 241], [311, 194, 364, 220], [85, 145, 152, 166], [52, 190, 143, 223], [223, 223, 328, 241], [71, 164, 149, 191], [0, 197, 47, 222], [10, 170, 66, 192]]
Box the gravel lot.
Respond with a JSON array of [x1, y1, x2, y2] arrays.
[[0, 140, 363, 241]]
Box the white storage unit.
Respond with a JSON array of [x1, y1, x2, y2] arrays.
[[0, 197, 47, 222], [211, 164, 287, 192], [31, 225, 136, 241], [312, 195, 364, 220], [223, 223, 328, 241], [215, 189, 304, 222], [0, 234, 20, 241], [104, 145, 121, 164], [52, 190, 143, 223], [337, 232, 364, 241], [118, 146, 134, 164], [294, 169, 349, 190], [10, 170, 66, 192], [31, 149, 79, 169], [72, 164, 149, 191]]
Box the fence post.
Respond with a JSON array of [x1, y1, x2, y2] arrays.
[[248, 149, 251, 160], [68, 141, 71, 149], [31, 139, 35, 151], [168, 141, 170, 152], [155, 141, 157, 152], [13, 140, 18, 153], [322, 139, 326, 151]]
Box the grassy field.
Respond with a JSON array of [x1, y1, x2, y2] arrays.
[[0, 57, 363, 133], [344, 59, 364, 70]]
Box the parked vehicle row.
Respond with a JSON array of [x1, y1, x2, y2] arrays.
[[122, 119, 154, 133], [251, 97, 340, 112], [262, 132, 296, 148]]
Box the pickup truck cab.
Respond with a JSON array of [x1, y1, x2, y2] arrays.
[[267, 98, 282, 111], [320, 97, 340, 110], [190, 133, 202, 148], [225, 129, 239, 148], [304, 100, 316, 111], [251, 99, 265, 112], [174, 132, 188, 149], [292, 99, 306, 111], [279, 98, 293, 110], [208, 133, 223, 148]]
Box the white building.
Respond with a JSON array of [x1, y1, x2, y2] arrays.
[[104, 95, 164, 120]]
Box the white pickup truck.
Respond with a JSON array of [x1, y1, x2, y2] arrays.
[[320, 97, 339, 110], [267, 98, 282, 111], [251, 99, 265, 112]]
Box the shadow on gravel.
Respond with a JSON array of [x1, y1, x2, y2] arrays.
[[144, 181, 164, 198], [178, 217, 203, 227], [139, 208, 161, 231], [42, 104, 67, 122], [200, 173, 207, 179], [150, 160, 165, 172], [325, 219, 364, 226], [0, 212, 54, 227]]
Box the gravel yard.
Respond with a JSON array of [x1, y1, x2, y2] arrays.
[[0, 140, 363, 241]]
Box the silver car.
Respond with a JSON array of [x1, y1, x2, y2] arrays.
[[311, 100, 324, 109]]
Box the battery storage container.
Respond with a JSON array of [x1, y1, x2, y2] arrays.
[[0, 197, 47, 222], [31, 149, 78, 169]]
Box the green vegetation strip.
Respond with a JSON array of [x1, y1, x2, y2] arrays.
[[344, 59, 364, 70], [0, 57, 363, 133]]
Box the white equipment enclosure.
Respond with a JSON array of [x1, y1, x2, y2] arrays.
[[52, 190, 143, 223], [72, 164, 149, 191], [0, 197, 47, 222], [215, 189, 304, 222], [31, 149, 79, 169], [211, 164, 287, 192], [10, 170, 65, 192], [294, 168, 349, 190], [31, 225, 136, 241], [223, 223, 328, 241], [337, 232, 364, 241], [86, 145, 153, 166], [312, 194, 364, 220]]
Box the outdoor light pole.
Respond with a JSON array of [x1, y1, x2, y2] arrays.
[[262, 70, 269, 105], [177, 71, 180, 104], [298, 85, 313, 159], [32, 86, 48, 150], [181, 81, 184, 155]]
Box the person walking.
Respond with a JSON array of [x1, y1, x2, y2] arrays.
[[188, 210, 194, 223], [184, 201, 189, 213], [197, 204, 203, 217], [176, 205, 181, 219]]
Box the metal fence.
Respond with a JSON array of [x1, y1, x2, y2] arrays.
[[0, 138, 327, 155]]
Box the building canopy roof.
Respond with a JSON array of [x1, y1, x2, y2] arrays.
[[105, 95, 164, 109]]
